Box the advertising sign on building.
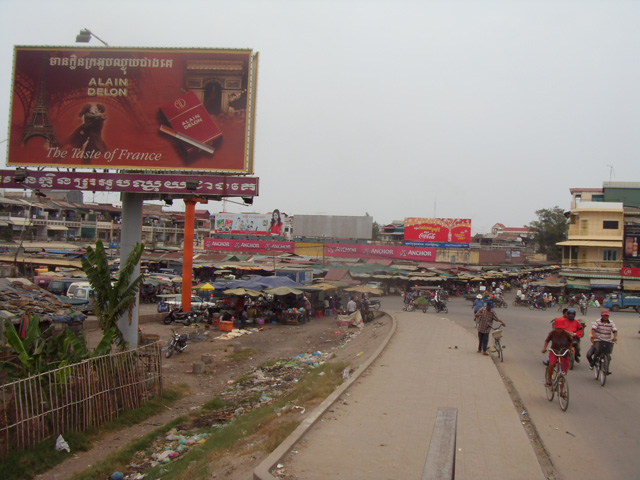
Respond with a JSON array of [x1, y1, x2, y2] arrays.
[[404, 218, 471, 247], [623, 224, 640, 260], [8, 47, 258, 173]]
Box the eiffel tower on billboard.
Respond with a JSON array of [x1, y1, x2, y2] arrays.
[[21, 60, 58, 147]]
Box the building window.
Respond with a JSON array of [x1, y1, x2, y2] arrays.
[[603, 220, 619, 229], [579, 219, 589, 235], [603, 250, 617, 261]]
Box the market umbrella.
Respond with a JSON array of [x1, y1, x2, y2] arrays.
[[224, 288, 263, 297], [171, 276, 182, 283], [345, 285, 384, 295], [263, 286, 303, 296], [18, 314, 30, 339], [199, 283, 216, 291]]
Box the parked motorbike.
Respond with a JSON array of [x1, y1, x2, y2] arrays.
[[165, 330, 188, 358], [163, 309, 197, 326], [369, 299, 381, 311]]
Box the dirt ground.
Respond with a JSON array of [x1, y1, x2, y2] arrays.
[[36, 305, 392, 480]]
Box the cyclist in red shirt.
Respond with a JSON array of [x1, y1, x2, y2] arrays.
[[562, 308, 585, 363]]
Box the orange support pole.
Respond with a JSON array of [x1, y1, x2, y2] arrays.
[[181, 197, 207, 311]]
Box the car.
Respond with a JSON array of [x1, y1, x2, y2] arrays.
[[160, 295, 216, 311]]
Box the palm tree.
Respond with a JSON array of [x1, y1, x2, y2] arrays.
[[81, 240, 145, 350]]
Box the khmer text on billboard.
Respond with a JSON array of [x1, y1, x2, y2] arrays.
[[8, 47, 258, 173], [404, 218, 471, 248]]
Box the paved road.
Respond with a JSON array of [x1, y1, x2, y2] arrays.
[[262, 296, 545, 480], [448, 294, 640, 480]]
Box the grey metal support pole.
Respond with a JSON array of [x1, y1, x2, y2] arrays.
[[119, 192, 143, 349]]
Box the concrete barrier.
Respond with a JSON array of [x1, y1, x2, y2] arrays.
[[422, 407, 458, 480]]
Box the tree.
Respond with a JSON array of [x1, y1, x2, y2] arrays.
[[526, 207, 568, 261], [81, 240, 145, 350]]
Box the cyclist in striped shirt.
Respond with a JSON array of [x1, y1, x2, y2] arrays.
[[587, 310, 618, 369]]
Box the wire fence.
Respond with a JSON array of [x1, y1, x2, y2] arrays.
[[0, 341, 162, 459]]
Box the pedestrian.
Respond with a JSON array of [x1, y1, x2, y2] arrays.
[[472, 294, 485, 322], [474, 301, 505, 355], [557, 293, 564, 311]]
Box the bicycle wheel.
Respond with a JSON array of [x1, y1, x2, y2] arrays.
[[558, 375, 569, 411], [495, 338, 503, 362], [599, 355, 609, 386], [593, 356, 601, 380], [545, 369, 555, 401]]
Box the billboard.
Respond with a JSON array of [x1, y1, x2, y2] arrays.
[[623, 224, 640, 260], [404, 218, 471, 247], [292, 215, 372, 240], [8, 47, 258, 173], [214, 213, 271, 234]]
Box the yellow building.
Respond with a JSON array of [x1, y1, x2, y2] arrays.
[[557, 201, 623, 270]]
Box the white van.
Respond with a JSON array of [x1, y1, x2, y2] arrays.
[[67, 281, 91, 298]]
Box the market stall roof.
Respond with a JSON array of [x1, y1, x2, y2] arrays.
[[345, 285, 384, 295], [223, 288, 263, 297], [263, 286, 303, 296], [227, 275, 302, 291]]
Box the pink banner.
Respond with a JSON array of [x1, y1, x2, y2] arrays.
[[326, 243, 436, 261], [204, 238, 294, 253]]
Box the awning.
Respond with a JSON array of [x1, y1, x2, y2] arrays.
[[623, 280, 640, 291], [47, 225, 68, 231], [557, 240, 621, 248], [565, 278, 590, 290], [8, 218, 31, 226], [589, 278, 620, 289]]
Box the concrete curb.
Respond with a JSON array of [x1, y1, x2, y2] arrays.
[[252, 314, 398, 480]]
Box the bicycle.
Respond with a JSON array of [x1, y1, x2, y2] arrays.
[[491, 325, 505, 362], [543, 348, 570, 411], [592, 340, 615, 387]]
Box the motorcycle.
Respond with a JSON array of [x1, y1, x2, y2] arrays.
[[369, 299, 381, 311], [529, 301, 547, 311], [165, 330, 188, 358], [163, 308, 197, 326], [493, 297, 508, 309], [433, 300, 448, 313]]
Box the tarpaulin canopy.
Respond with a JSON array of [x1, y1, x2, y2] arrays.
[[227, 276, 302, 291], [345, 285, 384, 295]]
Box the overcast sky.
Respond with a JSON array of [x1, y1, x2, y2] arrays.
[[1, 0, 639, 234]]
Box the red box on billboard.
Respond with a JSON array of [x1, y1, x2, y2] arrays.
[[7, 47, 258, 173], [404, 218, 471, 244]]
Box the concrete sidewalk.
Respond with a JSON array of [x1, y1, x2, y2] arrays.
[[254, 312, 546, 480]]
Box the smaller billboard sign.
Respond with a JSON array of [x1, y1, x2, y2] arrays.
[[404, 218, 471, 246], [214, 213, 271, 235]]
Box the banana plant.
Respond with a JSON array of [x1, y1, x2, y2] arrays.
[[81, 240, 145, 350]]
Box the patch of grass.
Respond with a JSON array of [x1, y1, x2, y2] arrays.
[[227, 347, 257, 362], [0, 387, 187, 480]]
